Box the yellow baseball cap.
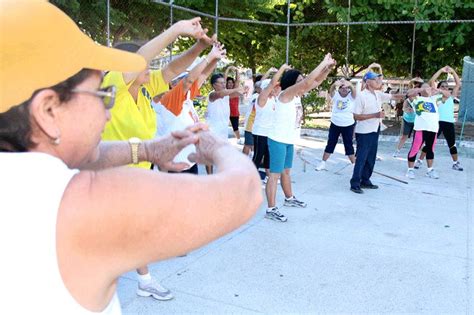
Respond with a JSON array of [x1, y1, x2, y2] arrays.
[[0, 0, 146, 113]]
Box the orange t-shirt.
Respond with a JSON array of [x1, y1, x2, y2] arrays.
[[160, 80, 200, 118]]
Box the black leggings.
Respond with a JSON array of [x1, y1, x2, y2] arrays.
[[229, 116, 239, 131], [253, 135, 270, 169], [422, 121, 457, 155], [324, 122, 355, 155]]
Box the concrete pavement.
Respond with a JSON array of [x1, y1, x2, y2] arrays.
[[118, 135, 473, 314]]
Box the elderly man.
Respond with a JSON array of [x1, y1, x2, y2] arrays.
[[350, 71, 403, 194]]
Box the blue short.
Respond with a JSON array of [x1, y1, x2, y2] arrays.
[[268, 138, 294, 173], [244, 131, 254, 146]]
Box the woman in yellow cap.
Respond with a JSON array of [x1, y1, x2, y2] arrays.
[[0, 1, 262, 314]]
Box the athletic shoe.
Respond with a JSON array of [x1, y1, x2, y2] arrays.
[[392, 150, 400, 158], [452, 161, 464, 171], [265, 207, 288, 222], [406, 169, 415, 179], [425, 169, 439, 179], [360, 183, 379, 189], [137, 281, 174, 301], [376, 155, 383, 161], [315, 160, 327, 171], [350, 187, 364, 194], [414, 159, 422, 169], [237, 139, 244, 145], [262, 176, 268, 184], [284, 196, 307, 208]]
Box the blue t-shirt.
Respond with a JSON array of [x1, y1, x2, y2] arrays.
[[437, 95, 455, 123]]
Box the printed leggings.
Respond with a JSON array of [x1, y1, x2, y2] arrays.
[[408, 130, 437, 162]]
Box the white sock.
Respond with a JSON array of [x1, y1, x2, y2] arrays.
[[408, 167, 414, 171], [285, 196, 294, 201], [137, 272, 152, 285], [267, 207, 276, 212], [427, 167, 433, 172]]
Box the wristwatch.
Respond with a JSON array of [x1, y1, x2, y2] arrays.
[[128, 137, 142, 165]]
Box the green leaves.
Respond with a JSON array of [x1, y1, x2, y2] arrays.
[[53, 0, 473, 77]]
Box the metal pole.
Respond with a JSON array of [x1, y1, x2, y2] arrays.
[[169, 0, 174, 62], [410, 0, 418, 77], [215, 0, 219, 35], [106, 0, 110, 46], [286, 0, 291, 64], [345, 0, 351, 71]]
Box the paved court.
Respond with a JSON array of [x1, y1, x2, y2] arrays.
[[118, 133, 473, 314]]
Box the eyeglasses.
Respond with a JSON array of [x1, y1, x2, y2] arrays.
[[71, 85, 116, 109]]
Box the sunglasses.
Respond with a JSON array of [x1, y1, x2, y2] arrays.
[[71, 85, 116, 109]]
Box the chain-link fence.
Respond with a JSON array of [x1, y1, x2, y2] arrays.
[[51, 0, 474, 123]]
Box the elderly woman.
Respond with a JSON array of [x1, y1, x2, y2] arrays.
[[0, 1, 262, 314], [265, 54, 336, 222]]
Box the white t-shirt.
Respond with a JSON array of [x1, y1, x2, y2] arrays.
[[153, 92, 199, 168], [411, 95, 440, 133], [268, 94, 303, 144], [331, 92, 355, 127], [0, 152, 122, 314], [206, 94, 230, 140], [353, 89, 392, 134], [252, 95, 276, 137]]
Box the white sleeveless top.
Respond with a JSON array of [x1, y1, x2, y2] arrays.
[[268, 94, 303, 145], [252, 96, 276, 137], [206, 94, 230, 140], [0, 152, 122, 314]]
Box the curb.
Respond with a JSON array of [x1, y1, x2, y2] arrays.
[[300, 128, 474, 149]]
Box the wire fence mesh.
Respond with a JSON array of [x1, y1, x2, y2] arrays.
[[50, 0, 474, 121]]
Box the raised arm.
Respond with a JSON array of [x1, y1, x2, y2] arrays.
[[197, 42, 226, 88], [447, 66, 461, 96], [258, 64, 291, 107], [122, 17, 204, 84], [329, 80, 339, 98], [183, 42, 225, 92], [261, 67, 278, 81], [366, 62, 383, 75], [161, 32, 216, 84], [225, 66, 241, 98], [279, 53, 336, 103], [429, 66, 446, 88]]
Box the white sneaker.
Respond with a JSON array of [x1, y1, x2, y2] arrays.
[[393, 150, 400, 158], [376, 155, 383, 161], [406, 169, 415, 179], [137, 281, 174, 301], [426, 169, 439, 179], [414, 159, 422, 169], [452, 161, 464, 171], [315, 161, 327, 171]]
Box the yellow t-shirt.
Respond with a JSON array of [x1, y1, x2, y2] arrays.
[[101, 70, 169, 169]]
